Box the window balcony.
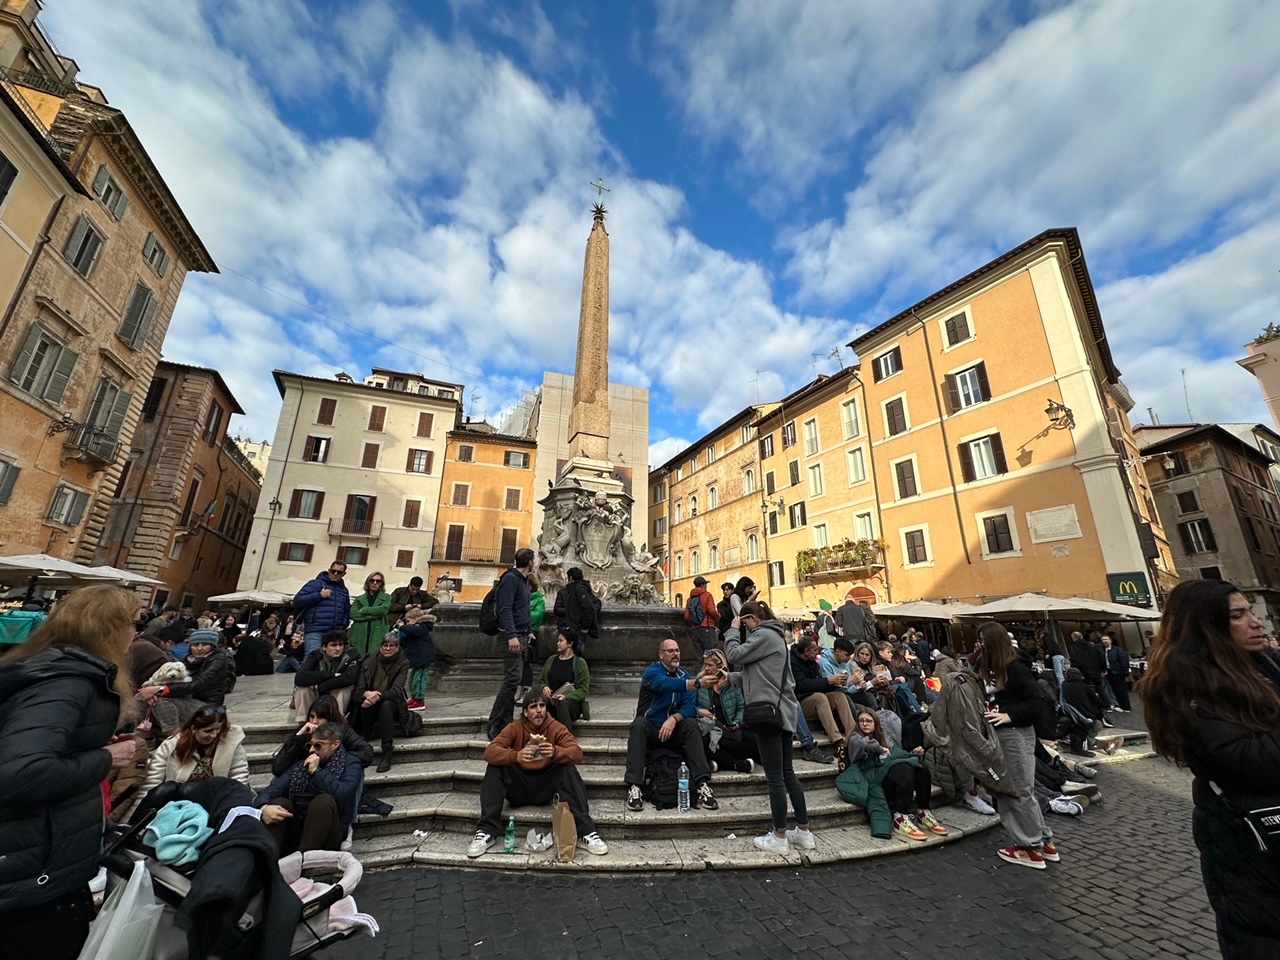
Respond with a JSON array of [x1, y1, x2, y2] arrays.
[[328, 518, 382, 540], [796, 539, 887, 585], [64, 423, 121, 465], [430, 545, 511, 565]]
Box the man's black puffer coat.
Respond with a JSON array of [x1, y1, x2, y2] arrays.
[[0, 646, 120, 909], [168, 648, 233, 704]]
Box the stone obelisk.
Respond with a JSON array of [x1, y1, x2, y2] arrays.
[[565, 200, 612, 462]]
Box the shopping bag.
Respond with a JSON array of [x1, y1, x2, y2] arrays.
[[550, 794, 576, 863], [77, 859, 163, 960]]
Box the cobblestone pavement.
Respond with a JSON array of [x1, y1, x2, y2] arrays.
[[326, 756, 1220, 960]]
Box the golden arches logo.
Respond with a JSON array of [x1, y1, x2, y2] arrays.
[[1117, 581, 1140, 596]]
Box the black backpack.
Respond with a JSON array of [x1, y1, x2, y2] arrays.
[[478, 577, 505, 636], [642, 749, 683, 809], [1030, 677, 1060, 741]]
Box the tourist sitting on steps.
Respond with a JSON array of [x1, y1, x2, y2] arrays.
[[838, 708, 949, 843], [696, 650, 760, 773], [467, 691, 607, 858], [272, 694, 374, 775], [133, 704, 249, 818], [539, 626, 591, 728], [255, 721, 364, 856], [350, 633, 423, 772], [624, 638, 718, 811], [292, 631, 361, 722], [792, 635, 859, 743]]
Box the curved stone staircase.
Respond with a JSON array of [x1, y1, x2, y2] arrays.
[[228, 675, 1149, 872]]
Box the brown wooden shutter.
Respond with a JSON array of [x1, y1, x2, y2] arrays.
[[1178, 523, 1194, 554], [343, 494, 357, 520], [891, 346, 902, 371], [944, 374, 960, 415], [368, 405, 386, 431], [403, 500, 420, 528], [1203, 521, 1218, 552], [365, 496, 376, 520], [500, 528, 517, 565], [287, 489, 301, 518], [505, 488, 521, 511], [872, 357, 882, 383], [405, 448, 416, 471], [277, 542, 289, 561], [417, 412, 434, 437], [304, 544, 314, 563], [425, 451, 434, 475], [302, 436, 316, 461], [355, 547, 369, 565], [317, 398, 336, 425], [362, 443, 379, 469], [975, 362, 992, 402], [313, 492, 324, 518], [990, 433, 1008, 474], [958, 442, 975, 483]]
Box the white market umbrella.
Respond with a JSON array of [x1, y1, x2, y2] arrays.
[[1064, 596, 1161, 621], [0, 554, 122, 588], [871, 600, 964, 622], [87, 564, 164, 587], [207, 589, 296, 606], [962, 593, 1105, 620]]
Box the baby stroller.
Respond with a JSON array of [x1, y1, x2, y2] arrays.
[[103, 778, 372, 959]]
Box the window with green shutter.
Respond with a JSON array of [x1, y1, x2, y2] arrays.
[[92, 166, 129, 219], [64, 215, 104, 276], [117, 282, 157, 350], [10, 324, 78, 404], [0, 461, 19, 505]]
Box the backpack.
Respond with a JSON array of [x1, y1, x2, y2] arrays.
[[478, 584, 502, 636], [1030, 677, 1060, 741], [685, 594, 704, 625], [642, 749, 683, 809]]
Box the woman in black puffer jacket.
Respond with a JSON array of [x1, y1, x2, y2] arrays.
[[1137, 580, 1280, 960], [0, 585, 140, 960]]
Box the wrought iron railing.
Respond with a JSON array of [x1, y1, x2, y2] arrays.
[[65, 423, 121, 463]]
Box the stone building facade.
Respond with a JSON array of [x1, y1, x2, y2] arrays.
[[94, 362, 260, 609], [429, 423, 538, 601], [237, 368, 462, 594], [0, 2, 215, 560]]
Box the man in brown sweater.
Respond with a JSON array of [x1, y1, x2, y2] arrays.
[[467, 691, 607, 858]]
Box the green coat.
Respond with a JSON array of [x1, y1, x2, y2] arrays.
[[696, 685, 745, 726], [835, 745, 921, 839], [348, 590, 392, 656], [530, 591, 546, 630], [538, 654, 591, 721]]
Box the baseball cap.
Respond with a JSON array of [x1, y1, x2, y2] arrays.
[[693, 576, 708, 587]]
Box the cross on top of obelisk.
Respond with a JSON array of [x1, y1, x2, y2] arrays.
[[590, 177, 609, 223]]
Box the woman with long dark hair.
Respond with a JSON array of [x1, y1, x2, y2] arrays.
[[138, 703, 249, 804], [0, 585, 139, 960], [539, 626, 591, 728], [977, 620, 1058, 870], [1136, 580, 1280, 958], [723, 599, 813, 855]]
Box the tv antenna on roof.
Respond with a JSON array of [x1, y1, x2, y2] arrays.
[[829, 346, 845, 370]]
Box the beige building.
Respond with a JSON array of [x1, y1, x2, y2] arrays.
[[0, 3, 216, 561], [505, 371, 649, 541], [429, 422, 539, 600], [230, 435, 272, 478], [1239, 328, 1280, 435], [660, 405, 775, 610], [237, 367, 462, 593], [95, 362, 261, 609]]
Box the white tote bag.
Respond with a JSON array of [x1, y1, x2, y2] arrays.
[[77, 860, 163, 960]]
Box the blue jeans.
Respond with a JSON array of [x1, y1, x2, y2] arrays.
[[795, 705, 815, 747], [1051, 655, 1067, 707], [275, 655, 301, 674], [304, 632, 325, 655]]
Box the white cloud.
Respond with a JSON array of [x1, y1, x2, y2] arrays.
[[648, 436, 690, 470]]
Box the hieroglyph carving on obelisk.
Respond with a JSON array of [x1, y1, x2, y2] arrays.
[[566, 186, 611, 462]]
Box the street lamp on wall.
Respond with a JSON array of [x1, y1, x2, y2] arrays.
[[267, 497, 282, 513], [1044, 399, 1076, 431]]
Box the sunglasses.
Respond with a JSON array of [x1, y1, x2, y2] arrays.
[[308, 740, 337, 750], [194, 704, 227, 720], [369, 579, 384, 584], [329, 569, 345, 576]]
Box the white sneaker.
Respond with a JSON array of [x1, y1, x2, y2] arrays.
[[753, 831, 790, 855], [1050, 796, 1084, 816], [963, 791, 997, 816], [785, 827, 816, 850], [340, 825, 354, 852], [88, 866, 108, 895], [467, 831, 495, 858], [578, 832, 609, 855]]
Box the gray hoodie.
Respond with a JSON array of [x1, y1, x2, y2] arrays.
[[724, 619, 800, 734]]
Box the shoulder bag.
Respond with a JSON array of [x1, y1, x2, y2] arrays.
[[743, 643, 791, 733]]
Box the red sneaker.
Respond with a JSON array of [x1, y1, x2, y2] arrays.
[[997, 846, 1047, 870], [407, 698, 425, 710], [1040, 842, 1060, 862]]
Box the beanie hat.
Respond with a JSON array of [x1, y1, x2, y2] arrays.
[[188, 629, 220, 647]]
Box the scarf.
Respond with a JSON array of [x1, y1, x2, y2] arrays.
[[320, 651, 343, 676], [371, 654, 397, 693], [288, 745, 348, 799]]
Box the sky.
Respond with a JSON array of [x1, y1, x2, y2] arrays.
[[40, 0, 1280, 468]]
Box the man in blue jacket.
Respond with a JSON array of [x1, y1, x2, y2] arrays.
[[484, 548, 535, 741], [622, 638, 717, 811], [293, 562, 352, 655], [255, 721, 364, 855]]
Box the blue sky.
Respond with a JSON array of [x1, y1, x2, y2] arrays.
[[41, 1, 1280, 465]]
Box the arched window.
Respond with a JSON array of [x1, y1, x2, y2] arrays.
[[691, 550, 700, 575], [747, 533, 760, 561], [690, 495, 699, 516], [674, 501, 683, 523], [708, 486, 718, 509], [675, 593, 684, 608], [743, 469, 755, 494], [675, 555, 684, 578], [710, 544, 720, 570]]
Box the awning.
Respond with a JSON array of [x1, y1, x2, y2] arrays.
[[0, 554, 122, 589], [207, 589, 296, 606], [962, 593, 1159, 621], [87, 564, 164, 587], [872, 600, 966, 622]]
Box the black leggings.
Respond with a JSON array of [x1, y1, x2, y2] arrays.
[[882, 762, 932, 814], [756, 728, 809, 831]]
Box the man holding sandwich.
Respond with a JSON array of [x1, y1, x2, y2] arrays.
[[467, 691, 607, 858]]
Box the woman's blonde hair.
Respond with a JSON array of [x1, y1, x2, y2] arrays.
[[2, 584, 139, 718], [364, 571, 386, 594]]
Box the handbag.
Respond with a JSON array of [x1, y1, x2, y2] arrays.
[[1211, 781, 1280, 855]]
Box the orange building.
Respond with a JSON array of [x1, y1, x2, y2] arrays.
[[429, 423, 538, 600]]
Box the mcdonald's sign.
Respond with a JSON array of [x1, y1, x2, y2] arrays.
[[1108, 572, 1152, 607]]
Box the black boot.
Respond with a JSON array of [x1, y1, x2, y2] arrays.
[[377, 742, 394, 772]]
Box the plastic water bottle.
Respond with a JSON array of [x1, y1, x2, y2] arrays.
[[677, 761, 691, 812], [504, 815, 517, 854]]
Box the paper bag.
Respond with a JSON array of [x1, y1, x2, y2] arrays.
[[550, 793, 576, 863]]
